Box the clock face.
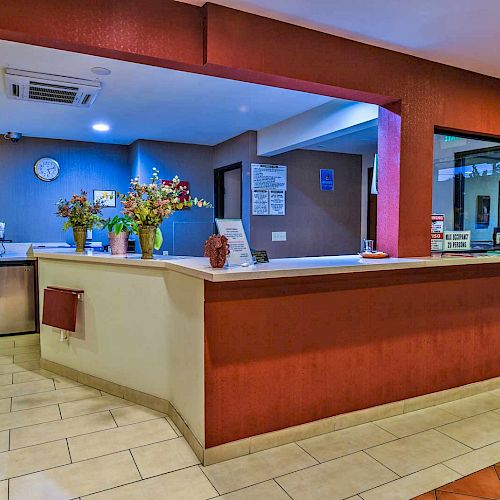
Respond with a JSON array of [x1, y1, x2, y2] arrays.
[[34, 158, 60, 182]]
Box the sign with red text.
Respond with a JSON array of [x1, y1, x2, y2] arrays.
[[431, 214, 445, 252]]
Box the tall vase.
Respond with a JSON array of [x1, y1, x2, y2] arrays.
[[109, 231, 129, 256], [138, 226, 156, 259], [73, 226, 87, 253]]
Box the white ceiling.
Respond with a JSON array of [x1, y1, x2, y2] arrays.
[[0, 40, 337, 146], [306, 124, 378, 154], [181, 0, 500, 79]]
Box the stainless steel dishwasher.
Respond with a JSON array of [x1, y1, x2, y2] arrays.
[[0, 261, 36, 334]]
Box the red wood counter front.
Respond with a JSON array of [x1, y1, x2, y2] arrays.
[[204, 264, 500, 448]]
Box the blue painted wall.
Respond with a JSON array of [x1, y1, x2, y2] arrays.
[[130, 140, 215, 256], [0, 137, 130, 245]]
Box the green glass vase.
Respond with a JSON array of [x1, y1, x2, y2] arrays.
[[138, 226, 156, 259], [73, 226, 87, 253]]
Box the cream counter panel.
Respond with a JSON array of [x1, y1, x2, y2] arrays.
[[38, 258, 205, 445]]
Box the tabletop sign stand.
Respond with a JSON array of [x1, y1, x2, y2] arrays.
[[215, 219, 254, 267]]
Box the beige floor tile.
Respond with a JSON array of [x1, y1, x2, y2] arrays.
[[438, 393, 500, 418], [12, 385, 101, 411], [60, 394, 132, 419], [0, 399, 10, 415], [217, 480, 290, 499], [0, 405, 60, 432], [0, 374, 11, 386], [14, 351, 40, 363], [443, 440, 500, 475], [68, 418, 176, 462], [12, 369, 77, 389], [437, 410, 500, 449], [0, 481, 6, 500], [366, 429, 471, 476], [0, 379, 54, 399], [375, 406, 460, 438], [277, 451, 398, 500], [202, 443, 317, 495], [0, 356, 13, 366], [0, 360, 40, 375], [110, 404, 165, 426], [298, 422, 396, 462], [166, 416, 182, 436], [0, 341, 14, 349], [13, 334, 40, 347], [131, 437, 199, 478], [0, 439, 70, 479], [9, 450, 141, 500], [10, 411, 116, 449], [0, 431, 8, 452], [359, 464, 460, 500], [0, 345, 42, 356], [83, 465, 217, 500]]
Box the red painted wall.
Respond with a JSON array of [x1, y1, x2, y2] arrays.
[[204, 265, 500, 447], [1, 1, 500, 255]]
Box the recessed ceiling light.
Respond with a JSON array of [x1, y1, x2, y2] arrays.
[[92, 123, 110, 132], [91, 67, 111, 76], [239, 105, 249, 113]]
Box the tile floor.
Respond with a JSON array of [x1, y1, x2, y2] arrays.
[[0, 334, 498, 499], [413, 462, 500, 499]]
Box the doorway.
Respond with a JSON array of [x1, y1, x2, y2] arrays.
[[214, 163, 242, 221]]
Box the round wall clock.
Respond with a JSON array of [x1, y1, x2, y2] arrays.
[[34, 157, 60, 182]]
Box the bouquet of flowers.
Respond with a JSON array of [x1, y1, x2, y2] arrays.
[[56, 191, 104, 230], [121, 168, 211, 257]]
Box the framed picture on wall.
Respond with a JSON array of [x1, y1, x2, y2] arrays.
[[94, 190, 116, 207]]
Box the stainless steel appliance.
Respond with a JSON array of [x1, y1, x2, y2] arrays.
[[0, 261, 36, 335]]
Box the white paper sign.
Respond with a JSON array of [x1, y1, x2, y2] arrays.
[[215, 219, 254, 266], [252, 189, 269, 216], [251, 164, 287, 191], [443, 231, 471, 251], [269, 190, 286, 216]]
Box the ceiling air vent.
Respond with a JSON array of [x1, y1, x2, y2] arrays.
[[4, 68, 101, 107]]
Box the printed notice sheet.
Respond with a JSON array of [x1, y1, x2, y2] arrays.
[[215, 219, 254, 266], [269, 190, 285, 216], [251, 164, 287, 191]]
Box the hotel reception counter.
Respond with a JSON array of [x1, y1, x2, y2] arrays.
[[34, 250, 500, 464]]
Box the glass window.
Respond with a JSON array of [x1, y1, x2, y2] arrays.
[[433, 133, 500, 248]]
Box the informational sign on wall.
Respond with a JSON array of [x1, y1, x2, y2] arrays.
[[251, 164, 287, 191], [215, 219, 254, 266], [431, 214, 445, 252], [269, 190, 286, 216], [320, 169, 334, 191], [251, 164, 287, 216], [252, 189, 269, 216], [443, 231, 471, 251]]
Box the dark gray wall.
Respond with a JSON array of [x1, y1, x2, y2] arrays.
[[252, 148, 362, 258], [130, 140, 215, 256], [0, 137, 129, 244]]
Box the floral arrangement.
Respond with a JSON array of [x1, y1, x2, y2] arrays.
[[56, 191, 105, 230], [121, 168, 211, 249]]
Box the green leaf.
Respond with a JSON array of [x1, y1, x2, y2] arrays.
[[114, 221, 124, 235], [154, 227, 163, 250]]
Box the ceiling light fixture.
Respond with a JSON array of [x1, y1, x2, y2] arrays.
[[91, 67, 111, 76], [92, 123, 110, 132]]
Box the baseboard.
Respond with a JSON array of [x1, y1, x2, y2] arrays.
[[40, 358, 500, 466], [40, 357, 204, 462]]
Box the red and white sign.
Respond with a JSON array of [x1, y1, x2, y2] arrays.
[[431, 214, 445, 252]]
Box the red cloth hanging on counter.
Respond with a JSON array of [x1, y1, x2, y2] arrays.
[[42, 286, 83, 332]]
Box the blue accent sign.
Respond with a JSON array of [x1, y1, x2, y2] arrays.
[[320, 169, 334, 191]]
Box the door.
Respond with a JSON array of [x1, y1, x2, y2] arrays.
[[214, 163, 242, 220]]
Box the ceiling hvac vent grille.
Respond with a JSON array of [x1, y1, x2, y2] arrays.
[[4, 69, 101, 107]]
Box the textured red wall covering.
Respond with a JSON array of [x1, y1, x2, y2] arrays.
[[1, 1, 500, 255], [204, 265, 500, 447]]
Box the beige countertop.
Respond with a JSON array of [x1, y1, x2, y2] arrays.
[[33, 249, 500, 282]]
